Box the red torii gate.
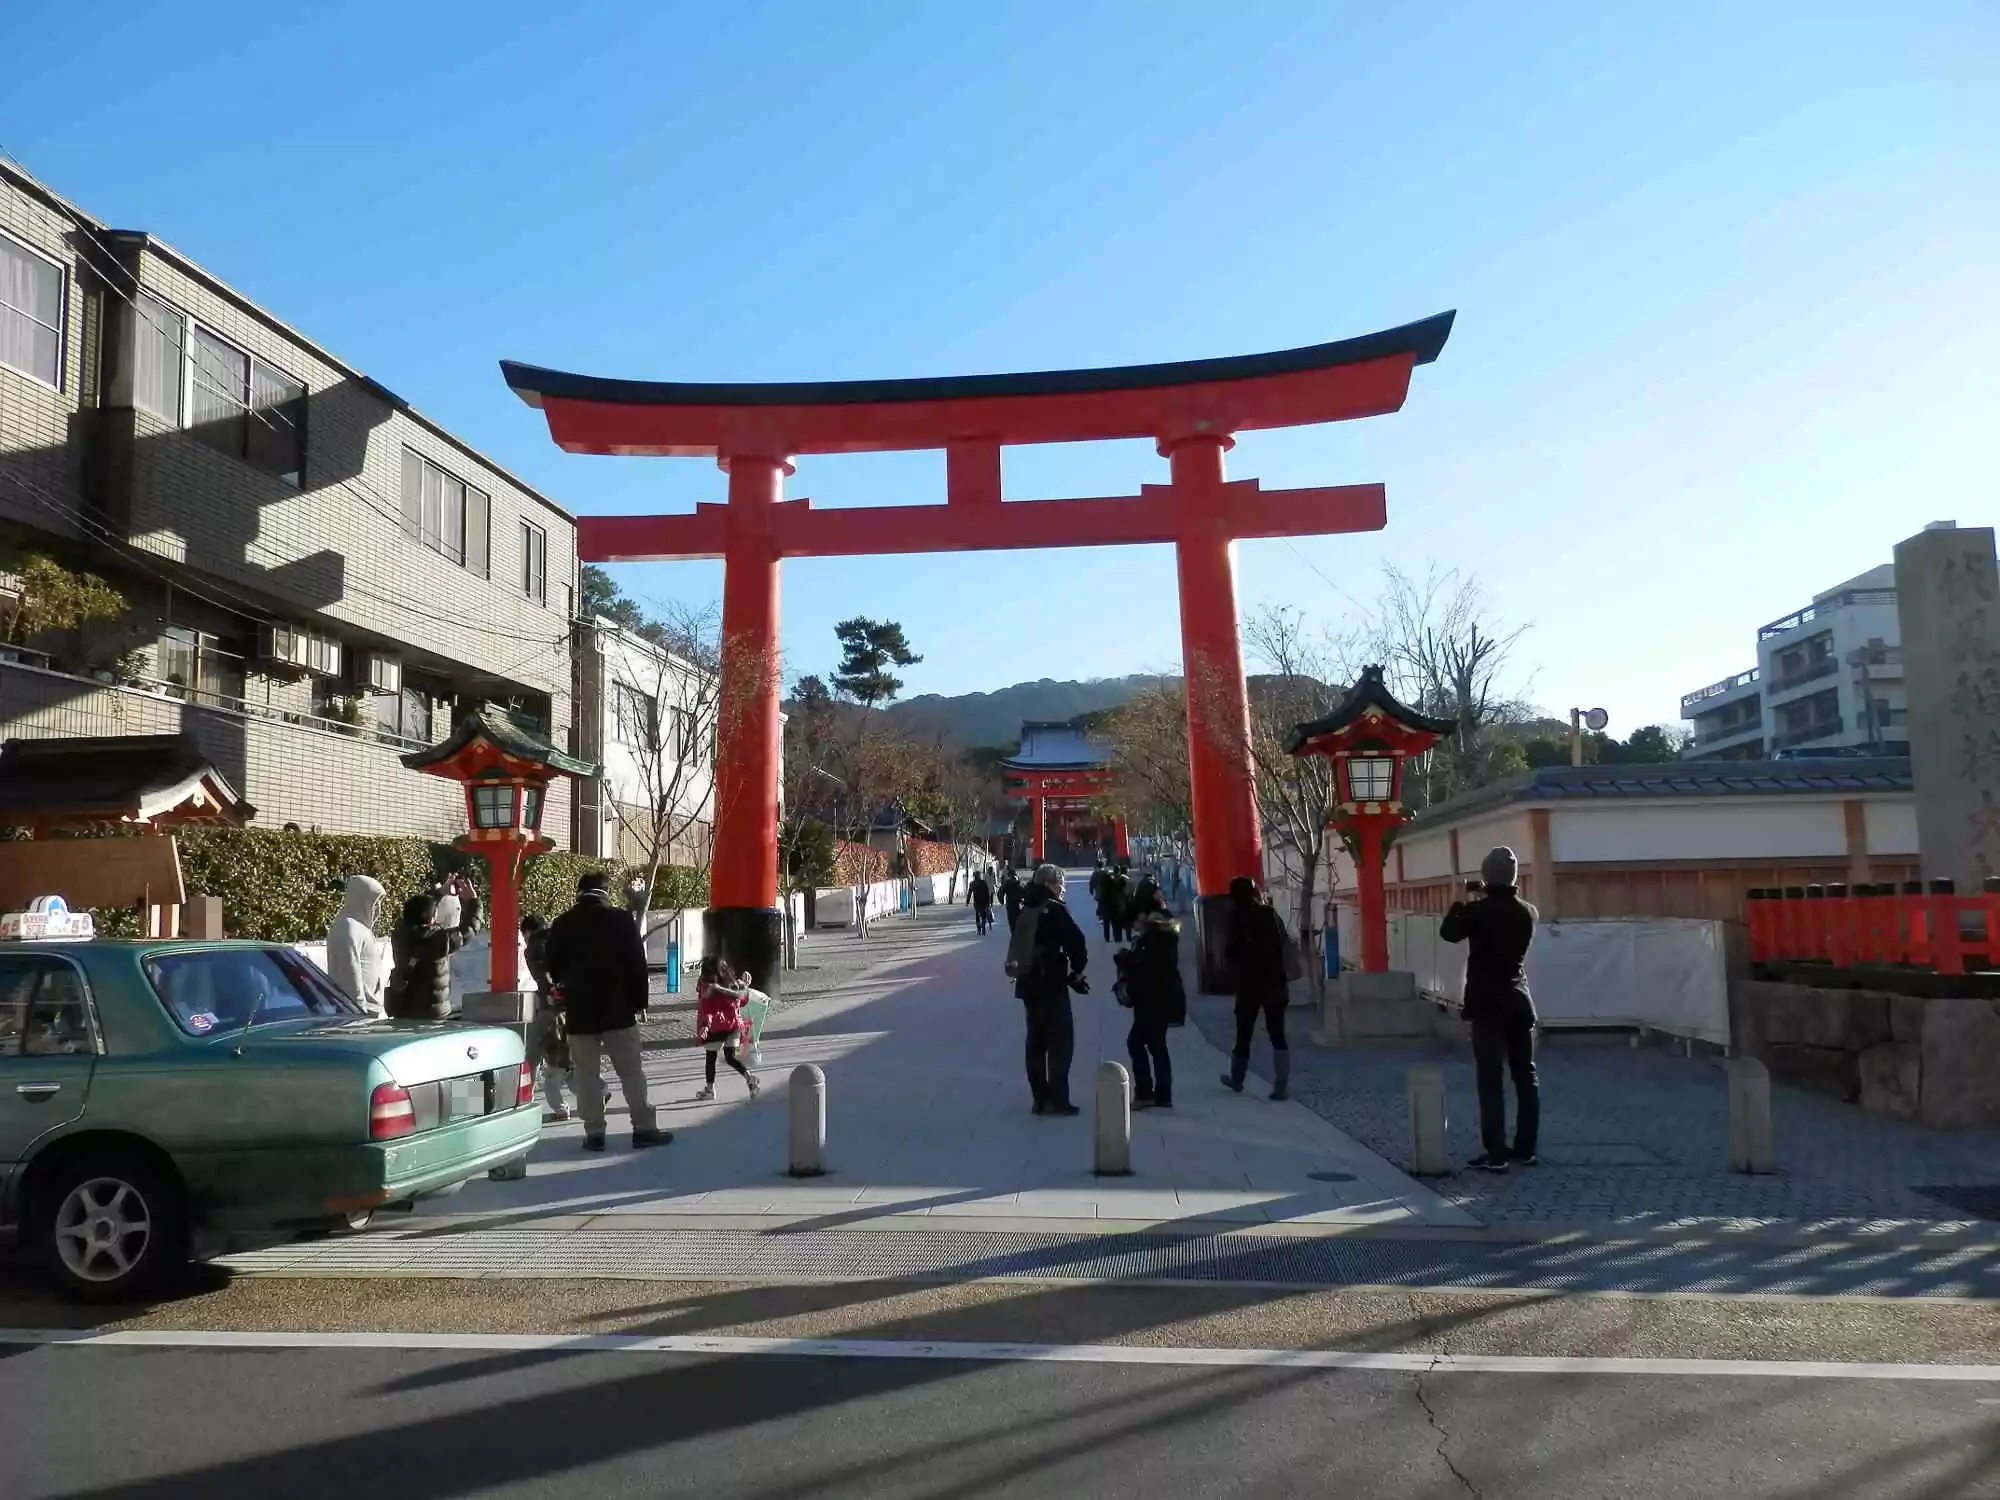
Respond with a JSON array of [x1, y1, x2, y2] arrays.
[[999, 720, 1125, 865], [1009, 770, 1123, 866], [502, 312, 1453, 990]]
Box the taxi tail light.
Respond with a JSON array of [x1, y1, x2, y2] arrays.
[[369, 1083, 416, 1140], [516, 1062, 534, 1109]]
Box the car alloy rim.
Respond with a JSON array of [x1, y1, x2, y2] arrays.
[[53, 1176, 152, 1283]]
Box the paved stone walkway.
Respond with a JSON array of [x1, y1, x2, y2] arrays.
[[402, 877, 1465, 1230], [216, 877, 2000, 1296], [1194, 996, 2000, 1235]]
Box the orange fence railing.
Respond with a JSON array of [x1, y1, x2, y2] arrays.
[[1745, 880, 2000, 976]]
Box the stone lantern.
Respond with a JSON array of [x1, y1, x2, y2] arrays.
[[1285, 666, 1453, 974], [402, 705, 594, 999]]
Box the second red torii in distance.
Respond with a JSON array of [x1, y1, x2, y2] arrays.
[[503, 311, 1454, 991]]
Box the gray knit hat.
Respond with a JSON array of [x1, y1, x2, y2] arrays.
[[1480, 846, 1520, 887]]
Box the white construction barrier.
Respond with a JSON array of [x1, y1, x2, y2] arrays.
[[1335, 904, 1730, 1046]]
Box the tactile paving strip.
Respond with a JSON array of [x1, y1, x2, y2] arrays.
[[216, 1226, 2000, 1299]]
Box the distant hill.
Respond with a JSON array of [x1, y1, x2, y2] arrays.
[[883, 675, 1169, 749]]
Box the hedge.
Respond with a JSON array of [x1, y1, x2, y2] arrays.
[[175, 828, 438, 944], [53, 828, 705, 944]]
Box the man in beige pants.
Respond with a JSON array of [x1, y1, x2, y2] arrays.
[[543, 871, 671, 1152]]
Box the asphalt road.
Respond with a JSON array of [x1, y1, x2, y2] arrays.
[[5, 1341, 1997, 1499]]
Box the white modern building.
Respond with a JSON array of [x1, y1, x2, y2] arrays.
[[569, 618, 717, 867], [1681, 562, 1907, 760]]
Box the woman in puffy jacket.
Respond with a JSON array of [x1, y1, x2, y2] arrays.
[[384, 887, 476, 1020]]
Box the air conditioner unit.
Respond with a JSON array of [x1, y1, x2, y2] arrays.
[[358, 651, 402, 695], [260, 623, 342, 678]]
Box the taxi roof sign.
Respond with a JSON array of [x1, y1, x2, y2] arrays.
[[1, 894, 95, 943]]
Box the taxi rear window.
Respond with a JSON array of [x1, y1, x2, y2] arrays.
[[144, 947, 359, 1039]]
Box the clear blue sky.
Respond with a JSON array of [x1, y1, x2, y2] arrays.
[[6, 1, 1994, 732]]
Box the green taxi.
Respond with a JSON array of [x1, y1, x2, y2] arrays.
[[0, 937, 541, 1299]]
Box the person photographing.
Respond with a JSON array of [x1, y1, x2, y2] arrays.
[[1440, 847, 1540, 1173]]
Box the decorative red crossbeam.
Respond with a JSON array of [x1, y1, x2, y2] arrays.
[[579, 481, 1386, 563]]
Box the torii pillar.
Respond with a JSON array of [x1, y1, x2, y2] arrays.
[[501, 312, 1454, 992]]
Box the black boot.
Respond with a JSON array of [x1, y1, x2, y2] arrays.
[[1220, 1054, 1247, 1093], [1269, 1049, 1291, 1102]]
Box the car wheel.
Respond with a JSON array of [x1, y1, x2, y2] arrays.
[[33, 1152, 187, 1302]]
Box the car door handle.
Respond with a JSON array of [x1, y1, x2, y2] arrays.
[[15, 1082, 62, 1101]]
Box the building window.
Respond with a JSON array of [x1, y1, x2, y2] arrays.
[[0, 231, 64, 388], [132, 292, 184, 423], [614, 683, 657, 751], [372, 684, 433, 746], [521, 520, 547, 605], [157, 627, 243, 705], [400, 448, 490, 577], [187, 325, 306, 486]]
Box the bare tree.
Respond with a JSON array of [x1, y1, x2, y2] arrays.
[[605, 601, 723, 916], [1243, 605, 1364, 942], [1098, 679, 1195, 850], [1371, 564, 1532, 809]]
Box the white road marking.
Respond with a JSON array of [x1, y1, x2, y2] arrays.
[[5, 1327, 2000, 1382]]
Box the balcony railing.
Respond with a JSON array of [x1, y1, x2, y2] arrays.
[[1758, 588, 1898, 641], [1, 657, 435, 755], [1680, 668, 1761, 716], [1770, 719, 1845, 751], [1696, 720, 1764, 747], [1766, 657, 1840, 695]]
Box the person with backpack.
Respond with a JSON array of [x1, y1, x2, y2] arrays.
[[1004, 863, 1088, 1115], [1117, 881, 1186, 1109], [1220, 876, 1293, 1101]]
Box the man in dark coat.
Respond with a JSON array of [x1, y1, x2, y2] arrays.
[[998, 866, 1024, 933], [1095, 864, 1131, 943], [1005, 864, 1088, 1115], [1119, 882, 1186, 1109], [544, 871, 670, 1153], [1440, 846, 1540, 1172], [968, 870, 994, 935], [1221, 877, 1292, 1100]]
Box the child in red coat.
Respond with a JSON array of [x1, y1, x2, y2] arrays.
[[694, 957, 761, 1101]]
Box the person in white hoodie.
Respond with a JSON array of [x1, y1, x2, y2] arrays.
[[326, 875, 389, 1014]]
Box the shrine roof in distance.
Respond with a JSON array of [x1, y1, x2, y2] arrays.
[[999, 721, 1108, 772], [500, 312, 1454, 457]]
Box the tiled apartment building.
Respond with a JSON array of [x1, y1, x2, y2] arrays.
[[0, 158, 580, 842]]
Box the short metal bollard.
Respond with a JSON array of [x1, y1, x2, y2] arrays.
[[1094, 1061, 1132, 1177], [1407, 1064, 1450, 1177], [1726, 1056, 1776, 1174], [789, 1063, 827, 1178]]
